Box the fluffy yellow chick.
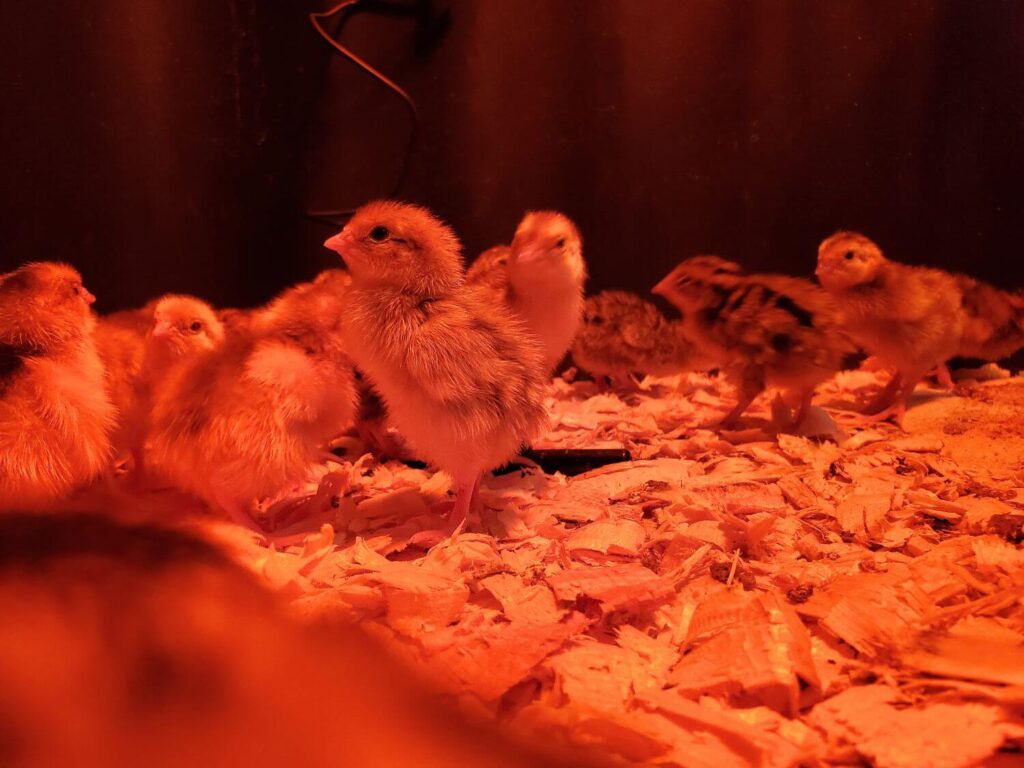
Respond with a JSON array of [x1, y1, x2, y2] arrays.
[[147, 279, 356, 530], [816, 232, 966, 421], [323, 201, 548, 524], [571, 290, 702, 387], [0, 263, 115, 509], [95, 295, 224, 474], [654, 255, 862, 430], [466, 211, 586, 373]]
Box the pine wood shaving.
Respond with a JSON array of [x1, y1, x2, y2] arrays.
[[209, 372, 1024, 766]]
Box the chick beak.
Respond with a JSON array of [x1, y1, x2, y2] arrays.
[[152, 320, 174, 338], [324, 230, 353, 255], [81, 287, 97, 305], [651, 275, 671, 296], [519, 251, 541, 265]]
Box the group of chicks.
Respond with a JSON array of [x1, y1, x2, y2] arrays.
[[0, 203, 581, 529], [2, 200, 1022, 534], [578, 234, 1024, 429]]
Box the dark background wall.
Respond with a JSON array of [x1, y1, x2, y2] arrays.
[[2, 0, 1023, 313]]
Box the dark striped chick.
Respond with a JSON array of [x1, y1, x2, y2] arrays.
[[571, 290, 703, 388], [653, 255, 861, 430]]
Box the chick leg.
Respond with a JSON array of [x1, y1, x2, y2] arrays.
[[865, 372, 904, 415], [933, 363, 955, 391], [721, 379, 762, 430], [449, 471, 482, 529], [863, 366, 927, 426]]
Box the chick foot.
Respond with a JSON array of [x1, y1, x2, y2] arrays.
[[858, 401, 907, 427], [864, 373, 903, 415]]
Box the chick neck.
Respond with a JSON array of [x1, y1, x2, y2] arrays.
[[356, 269, 462, 303]]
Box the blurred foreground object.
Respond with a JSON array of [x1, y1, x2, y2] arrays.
[[0, 513, 574, 768]]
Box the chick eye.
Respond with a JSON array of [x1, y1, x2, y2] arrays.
[[189, 321, 203, 333], [369, 225, 390, 242], [556, 238, 566, 249], [844, 251, 855, 260]]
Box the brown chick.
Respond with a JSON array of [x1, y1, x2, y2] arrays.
[[466, 211, 586, 373], [816, 232, 966, 421], [147, 279, 356, 532], [571, 290, 702, 388], [323, 201, 548, 525], [653, 255, 862, 430], [952, 274, 1024, 362], [0, 263, 116, 509]]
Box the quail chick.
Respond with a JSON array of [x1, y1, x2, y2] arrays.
[[147, 279, 356, 531], [467, 211, 586, 373], [465, 245, 511, 293], [324, 201, 548, 524], [572, 290, 701, 388], [96, 295, 224, 477], [0, 263, 115, 509], [654, 255, 861, 430], [816, 232, 966, 421]]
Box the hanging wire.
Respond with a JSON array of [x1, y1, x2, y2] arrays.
[[306, 0, 420, 227]]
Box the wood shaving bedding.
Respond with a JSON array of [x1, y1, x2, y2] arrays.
[[205, 372, 1024, 766]]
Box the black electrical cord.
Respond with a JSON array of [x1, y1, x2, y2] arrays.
[[306, 0, 420, 227]]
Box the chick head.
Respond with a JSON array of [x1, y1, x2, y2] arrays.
[[150, 295, 225, 356], [508, 211, 585, 286], [652, 255, 743, 314], [323, 201, 463, 295], [816, 231, 886, 290], [0, 262, 96, 352]]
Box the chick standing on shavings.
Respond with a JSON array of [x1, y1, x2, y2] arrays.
[[324, 200, 548, 526], [146, 276, 357, 533], [466, 210, 586, 373], [816, 231, 967, 423], [571, 290, 702, 389], [654, 255, 862, 431], [0, 263, 116, 509]]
